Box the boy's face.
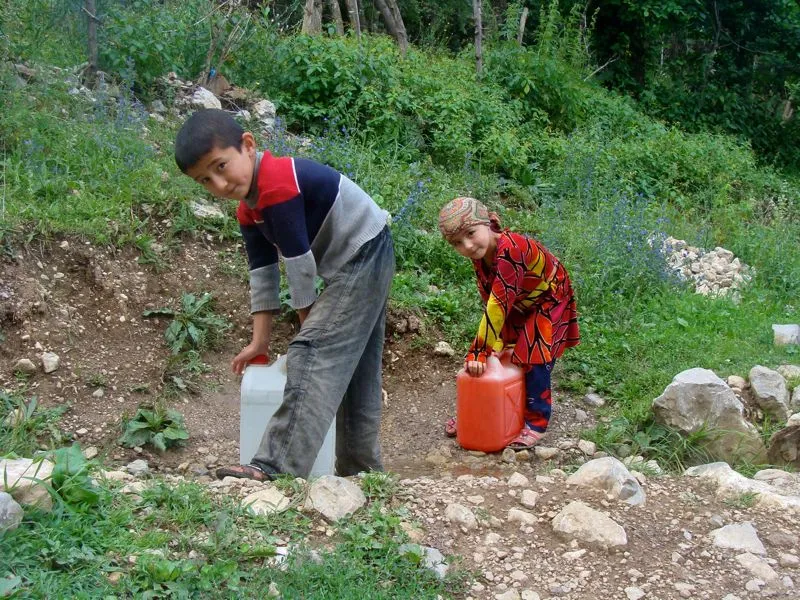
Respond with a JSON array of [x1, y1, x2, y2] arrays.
[[186, 132, 257, 202], [448, 223, 496, 261]]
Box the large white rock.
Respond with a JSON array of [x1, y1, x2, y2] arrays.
[[685, 462, 800, 512], [191, 86, 221, 110], [736, 552, 780, 586], [551, 501, 627, 549], [652, 368, 766, 464], [242, 486, 290, 515], [710, 523, 766, 555], [772, 324, 800, 346], [0, 492, 24, 531], [566, 457, 646, 505], [749, 365, 790, 422], [0, 458, 55, 511], [303, 475, 365, 522]]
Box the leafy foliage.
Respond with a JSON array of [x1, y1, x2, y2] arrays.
[[49, 443, 101, 508], [119, 406, 189, 452], [143, 292, 231, 355]]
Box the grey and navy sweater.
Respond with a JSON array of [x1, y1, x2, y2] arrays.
[[238, 151, 389, 313]]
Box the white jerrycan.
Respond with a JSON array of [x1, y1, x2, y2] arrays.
[[239, 355, 336, 477]]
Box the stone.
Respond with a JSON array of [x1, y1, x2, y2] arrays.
[[252, 99, 277, 120], [777, 364, 800, 380], [779, 553, 800, 567], [126, 459, 149, 477], [189, 199, 225, 220], [191, 87, 221, 109], [501, 448, 517, 463], [736, 552, 780, 586], [625, 587, 645, 600], [421, 546, 448, 579], [520, 490, 538, 509], [242, 486, 290, 515], [41, 352, 60, 373], [13, 358, 37, 375], [710, 523, 766, 555], [773, 324, 800, 346], [304, 475, 365, 522], [767, 425, 800, 469], [445, 503, 477, 530], [583, 392, 605, 407], [652, 368, 766, 464], [534, 446, 559, 460], [433, 341, 454, 357], [520, 592, 540, 600], [0, 492, 24, 532], [551, 501, 627, 549], [83, 446, 99, 460], [566, 457, 646, 505], [727, 375, 747, 389], [508, 508, 537, 526], [577, 439, 596, 456], [749, 365, 790, 421], [686, 462, 800, 511], [0, 458, 55, 511], [507, 472, 529, 487]]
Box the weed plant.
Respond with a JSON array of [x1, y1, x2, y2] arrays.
[[0, 392, 67, 456]]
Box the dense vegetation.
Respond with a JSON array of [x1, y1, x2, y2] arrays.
[[1, 0, 799, 593]]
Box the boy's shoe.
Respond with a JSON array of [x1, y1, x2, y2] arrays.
[[215, 463, 272, 482]]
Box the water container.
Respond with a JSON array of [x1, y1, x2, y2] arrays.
[[456, 351, 525, 452], [240, 355, 336, 477]]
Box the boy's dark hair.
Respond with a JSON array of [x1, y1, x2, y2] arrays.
[[174, 109, 245, 173]]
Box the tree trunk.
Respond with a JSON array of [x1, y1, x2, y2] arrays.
[[517, 6, 528, 46], [374, 0, 407, 55], [328, 0, 345, 35], [346, 0, 361, 38], [84, 0, 98, 86], [302, 0, 323, 35], [473, 0, 482, 76]]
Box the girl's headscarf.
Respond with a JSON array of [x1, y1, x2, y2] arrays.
[[438, 197, 501, 240]]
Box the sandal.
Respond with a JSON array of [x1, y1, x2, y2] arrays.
[[507, 428, 543, 450], [444, 417, 457, 437], [215, 463, 272, 482]]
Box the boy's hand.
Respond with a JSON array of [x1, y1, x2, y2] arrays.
[[232, 342, 270, 375], [465, 360, 486, 377]]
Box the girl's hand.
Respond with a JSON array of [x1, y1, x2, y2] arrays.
[[465, 360, 486, 377], [231, 342, 270, 375]]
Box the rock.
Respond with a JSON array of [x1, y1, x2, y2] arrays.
[[508, 508, 536, 526], [767, 425, 800, 469], [727, 375, 747, 389], [501, 448, 517, 463], [433, 341, 454, 357], [749, 365, 790, 421], [534, 446, 559, 460], [520, 490, 538, 509], [551, 501, 627, 549], [0, 458, 55, 510], [736, 552, 780, 586], [13, 358, 37, 375], [126, 459, 149, 477], [779, 553, 800, 567], [773, 324, 800, 346], [421, 546, 448, 579], [520, 592, 540, 600], [777, 364, 800, 380], [710, 522, 766, 555], [495, 591, 520, 600], [242, 486, 290, 515], [577, 439, 596, 456], [625, 587, 645, 600], [652, 368, 766, 464], [685, 462, 800, 511], [444, 503, 477, 530], [574, 408, 589, 422], [83, 446, 99, 460], [566, 457, 646, 505], [191, 87, 221, 109], [507, 472, 529, 487], [583, 392, 605, 407], [41, 352, 60, 373], [794, 391, 800, 413], [304, 476, 365, 522], [252, 99, 276, 120], [189, 199, 225, 220], [0, 492, 24, 532]]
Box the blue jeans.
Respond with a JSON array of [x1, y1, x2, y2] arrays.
[[251, 226, 394, 478], [524, 360, 555, 433]]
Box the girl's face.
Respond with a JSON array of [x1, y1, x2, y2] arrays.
[[448, 223, 497, 262]]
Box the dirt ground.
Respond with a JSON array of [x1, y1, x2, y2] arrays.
[[3, 235, 799, 600]]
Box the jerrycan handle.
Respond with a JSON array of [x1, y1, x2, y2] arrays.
[[485, 354, 502, 371], [248, 354, 270, 365]]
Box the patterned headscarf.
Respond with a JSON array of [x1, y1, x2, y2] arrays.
[[438, 197, 500, 240]]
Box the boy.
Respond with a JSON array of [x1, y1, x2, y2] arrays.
[[174, 109, 394, 480]]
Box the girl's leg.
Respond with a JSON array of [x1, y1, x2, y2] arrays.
[[524, 360, 555, 433]]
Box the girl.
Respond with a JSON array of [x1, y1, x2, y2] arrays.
[[439, 197, 579, 449]]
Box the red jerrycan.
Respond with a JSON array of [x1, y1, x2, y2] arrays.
[[456, 350, 525, 452]]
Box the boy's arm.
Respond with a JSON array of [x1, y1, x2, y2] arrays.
[[232, 310, 273, 375]]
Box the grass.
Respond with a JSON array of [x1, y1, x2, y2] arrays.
[[0, 476, 466, 598]]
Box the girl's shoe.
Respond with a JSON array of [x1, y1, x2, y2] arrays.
[[444, 417, 457, 437], [506, 428, 543, 450]]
